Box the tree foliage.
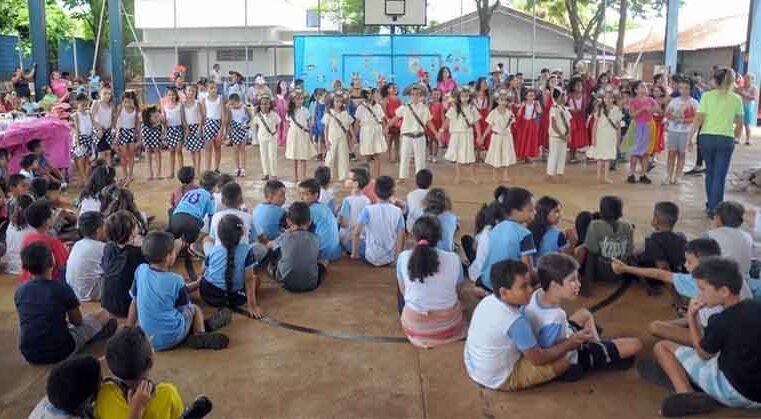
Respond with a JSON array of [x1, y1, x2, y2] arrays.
[[314, 0, 379, 33], [0, 0, 76, 61]]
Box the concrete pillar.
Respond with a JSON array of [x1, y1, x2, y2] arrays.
[[28, 0, 49, 98], [748, 0, 761, 125], [109, 0, 124, 96], [663, 0, 679, 73]]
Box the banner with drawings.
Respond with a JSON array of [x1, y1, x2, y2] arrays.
[[293, 35, 490, 95]]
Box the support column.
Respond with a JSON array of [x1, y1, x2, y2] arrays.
[[109, 0, 124, 96], [748, 0, 761, 125], [28, 0, 49, 99], [663, 0, 679, 74]]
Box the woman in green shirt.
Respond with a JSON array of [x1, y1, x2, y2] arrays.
[[687, 67, 744, 216]]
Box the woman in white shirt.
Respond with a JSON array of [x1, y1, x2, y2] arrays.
[[5, 195, 35, 275], [396, 215, 466, 348]]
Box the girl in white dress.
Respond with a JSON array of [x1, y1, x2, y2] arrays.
[[200, 80, 225, 172], [322, 90, 355, 181], [162, 88, 184, 179], [444, 87, 482, 184], [116, 91, 141, 181], [285, 89, 316, 182], [182, 84, 204, 174], [252, 93, 282, 180], [482, 89, 517, 182], [589, 89, 621, 184], [355, 88, 387, 178]]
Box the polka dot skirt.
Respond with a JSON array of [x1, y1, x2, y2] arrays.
[[203, 118, 222, 141], [118, 128, 136, 145], [184, 123, 205, 152], [229, 121, 248, 145], [142, 125, 164, 150], [166, 125, 183, 148]]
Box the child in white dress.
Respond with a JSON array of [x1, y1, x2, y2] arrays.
[[252, 93, 282, 181], [547, 88, 572, 182], [321, 90, 355, 181], [72, 93, 94, 187], [483, 89, 517, 183], [444, 87, 482, 184], [589, 89, 621, 184], [285, 89, 316, 182], [355, 88, 387, 178]]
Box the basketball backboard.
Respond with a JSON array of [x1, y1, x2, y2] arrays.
[[364, 0, 427, 26]]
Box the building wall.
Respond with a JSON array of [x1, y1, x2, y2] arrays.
[[142, 47, 293, 80], [680, 48, 734, 78], [141, 27, 277, 43]]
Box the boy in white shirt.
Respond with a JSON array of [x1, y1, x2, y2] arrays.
[[338, 168, 371, 255], [387, 84, 439, 182], [706, 201, 753, 277], [406, 168, 433, 233], [351, 176, 404, 266], [204, 182, 254, 255], [66, 212, 107, 301], [464, 259, 588, 391]]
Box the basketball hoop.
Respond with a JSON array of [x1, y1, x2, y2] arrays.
[[385, 0, 406, 17]]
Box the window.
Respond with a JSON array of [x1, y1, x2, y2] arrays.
[[216, 49, 248, 62]]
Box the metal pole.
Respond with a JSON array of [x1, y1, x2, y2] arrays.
[[28, 0, 50, 99], [747, 0, 761, 125], [318, 0, 321, 33], [73, 36, 79, 78], [91, 0, 106, 74], [531, 0, 536, 81], [245, 0, 250, 92], [664, 0, 679, 74], [173, 0, 178, 66], [108, 0, 124, 96], [121, 2, 161, 101]]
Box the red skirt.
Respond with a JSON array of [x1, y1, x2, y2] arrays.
[[515, 118, 540, 159], [569, 112, 589, 149], [475, 107, 490, 150], [537, 97, 552, 149], [653, 115, 665, 153]]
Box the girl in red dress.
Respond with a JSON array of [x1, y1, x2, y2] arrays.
[[567, 77, 589, 162], [473, 77, 491, 161], [537, 75, 559, 155], [514, 89, 542, 162], [382, 82, 402, 162], [428, 88, 445, 162]]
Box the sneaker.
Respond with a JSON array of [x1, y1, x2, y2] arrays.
[[95, 318, 118, 340], [186, 332, 229, 350], [204, 308, 232, 332], [626, 175, 637, 184], [183, 395, 213, 419], [639, 175, 652, 184], [684, 166, 705, 175], [661, 392, 718, 418]]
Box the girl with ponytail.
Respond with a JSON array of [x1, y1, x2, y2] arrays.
[[199, 214, 263, 318], [396, 216, 466, 348]]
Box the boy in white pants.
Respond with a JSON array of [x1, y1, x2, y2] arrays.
[[388, 84, 439, 183], [547, 88, 572, 182], [253, 93, 281, 181]]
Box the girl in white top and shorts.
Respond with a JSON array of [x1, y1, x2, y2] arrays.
[[201, 81, 225, 172], [183, 84, 204, 174], [90, 86, 115, 165], [116, 91, 141, 180], [163, 88, 184, 179]]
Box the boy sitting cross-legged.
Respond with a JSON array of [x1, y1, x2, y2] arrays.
[[127, 231, 231, 351], [524, 253, 642, 379], [464, 260, 591, 391], [647, 257, 761, 417]]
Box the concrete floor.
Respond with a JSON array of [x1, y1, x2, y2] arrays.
[[2, 135, 761, 418]]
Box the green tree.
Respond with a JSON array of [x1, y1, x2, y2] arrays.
[[0, 0, 76, 63], [475, 0, 502, 35], [314, 0, 379, 33]]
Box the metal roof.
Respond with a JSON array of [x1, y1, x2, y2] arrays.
[[128, 40, 294, 49], [623, 14, 748, 54]]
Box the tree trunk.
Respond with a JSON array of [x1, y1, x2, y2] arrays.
[[476, 0, 500, 35], [615, 0, 628, 74], [590, 15, 604, 76]]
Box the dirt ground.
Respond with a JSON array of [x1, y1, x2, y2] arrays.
[[1, 133, 760, 418]]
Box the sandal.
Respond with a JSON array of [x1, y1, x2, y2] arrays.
[[661, 392, 718, 417], [182, 395, 213, 419], [185, 332, 229, 350], [204, 308, 232, 332]]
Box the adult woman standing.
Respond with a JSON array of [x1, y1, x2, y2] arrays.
[[12, 65, 36, 99], [687, 67, 745, 216], [436, 66, 457, 96]]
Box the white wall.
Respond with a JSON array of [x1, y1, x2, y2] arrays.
[[135, 0, 308, 30], [143, 49, 177, 78], [141, 27, 277, 44]]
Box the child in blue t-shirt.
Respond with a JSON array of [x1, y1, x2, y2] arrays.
[[528, 196, 578, 261], [15, 242, 116, 364], [200, 214, 263, 318], [299, 178, 341, 262], [339, 168, 371, 255], [422, 188, 458, 252], [315, 165, 337, 215], [251, 180, 286, 241], [128, 231, 231, 351], [479, 187, 538, 292], [352, 176, 405, 266], [168, 170, 219, 247]]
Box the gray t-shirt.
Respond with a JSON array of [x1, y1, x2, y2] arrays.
[[585, 220, 634, 260], [277, 229, 321, 291], [29, 397, 85, 419], [706, 227, 753, 276], [65, 237, 106, 301]]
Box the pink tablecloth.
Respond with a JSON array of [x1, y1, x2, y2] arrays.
[[0, 117, 72, 172]]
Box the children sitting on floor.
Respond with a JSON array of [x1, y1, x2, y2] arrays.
[[102, 211, 146, 318], [15, 242, 116, 364], [5, 194, 34, 275], [27, 139, 66, 187], [351, 175, 405, 266], [422, 188, 458, 252], [65, 211, 106, 301], [18, 154, 39, 180], [7, 173, 30, 216], [338, 167, 371, 255], [78, 165, 117, 214], [397, 216, 466, 348], [706, 201, 753, 277], [29, 356, 105, 418], [612, 238, 754, 346], [528, 196, 578, 260], [315, 166, 336, 214], [636, 201, 687, 273], [19, 200, 69, 283], [251, 180, 286, 241], [525, 253, 641, 379], [268, 201, 325, 292], [299, 178, 341, 262], [647, 257, 761, 417], [205, 182, 253, 254], [406, 168, 433, 232], [127, 231, 231, 351], [168, 170, 218, 254], [581, 195, 634, 294], [168, 166, 199, 217], [200, 214, 263, 318], [96, 327, 214, 418], [464, 202, 505, 287], [464, 260, 588, 391]]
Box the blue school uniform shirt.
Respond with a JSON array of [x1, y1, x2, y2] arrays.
[[436, 212, 458, 252], [536, 227, 568, 259], [130, 264, 192, 351], [173, 188, 215, 221], [203, 244, 256, 293], [251, 202, 285, 240], [358, 202, 405, 266], [310, 202, 342, 261], [480, 219, 536, 292]]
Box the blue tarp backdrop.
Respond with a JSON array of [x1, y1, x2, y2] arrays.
[[293, 35, 490, 94]]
